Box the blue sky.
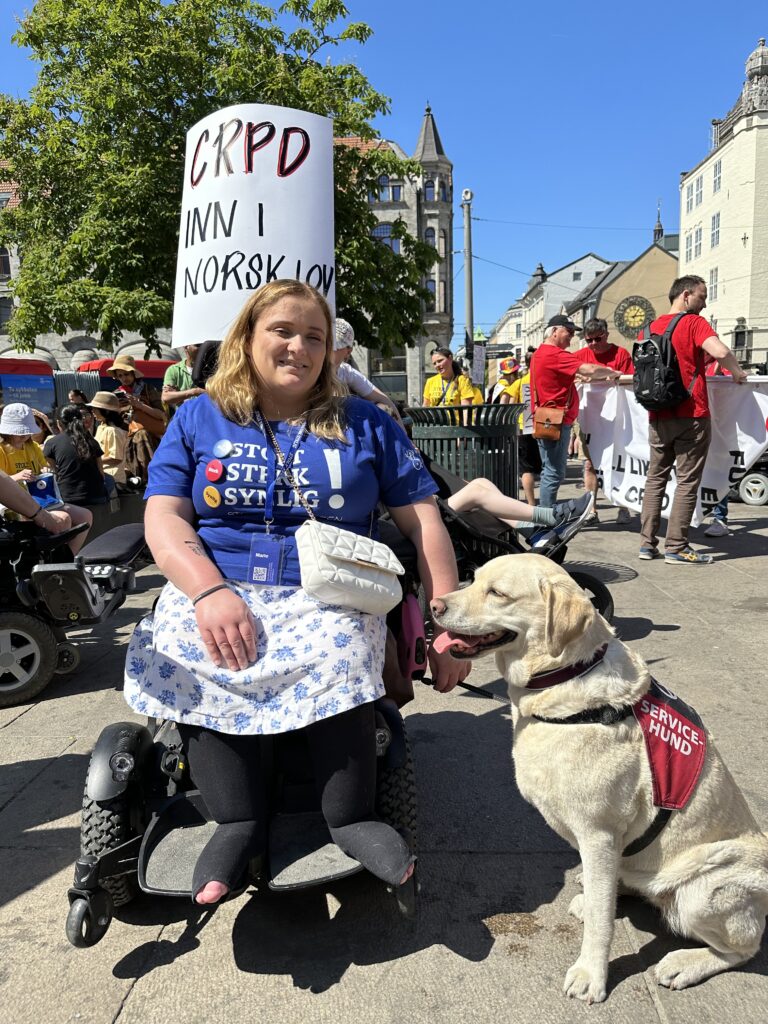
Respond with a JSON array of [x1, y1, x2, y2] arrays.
[[1, 1, 765, 347]]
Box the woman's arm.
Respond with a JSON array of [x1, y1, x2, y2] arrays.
[[146, 494, 257, 670], [387, 497, 472, 692]]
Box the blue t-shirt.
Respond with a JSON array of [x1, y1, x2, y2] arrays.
[[145, 394, 437, 585]]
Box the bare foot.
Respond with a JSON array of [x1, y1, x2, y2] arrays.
[[194, 880, 230, 905], [399, 863, 415, 886]]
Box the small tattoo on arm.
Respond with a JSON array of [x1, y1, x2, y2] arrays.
[[183, 540, 207, 557]]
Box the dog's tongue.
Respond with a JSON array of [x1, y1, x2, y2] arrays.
[[432, 631, 477, 654]]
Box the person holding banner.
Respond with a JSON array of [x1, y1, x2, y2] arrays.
[[530, 316, 623, 507], [125, 279, 470, 905], [638, 276, 748, 565], [576, 318, 635, 524]]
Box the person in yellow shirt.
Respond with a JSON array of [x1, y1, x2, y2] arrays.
[[87, 391, 128, 488], [423, 347, 476, 408], [0, 403, 92, 553], [502, 367, 541, 506]]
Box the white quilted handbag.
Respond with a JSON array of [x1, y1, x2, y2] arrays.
[[296, 518, 405, 615]]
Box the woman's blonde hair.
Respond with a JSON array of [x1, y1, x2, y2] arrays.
[[206, 280, 349, 441]]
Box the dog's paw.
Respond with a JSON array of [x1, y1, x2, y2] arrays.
[[654, 949, 717, 990], [568, 893, 584, 921], [563, 960, 608, 1004]]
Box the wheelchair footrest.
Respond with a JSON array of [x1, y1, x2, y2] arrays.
[[139, 791, 214, 897], [268, 811, 362, 891], [31, 563, 106, 625]]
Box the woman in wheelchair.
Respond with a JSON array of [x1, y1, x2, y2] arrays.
[[0, 403, 92, 553], [124, 280, 470, 905]]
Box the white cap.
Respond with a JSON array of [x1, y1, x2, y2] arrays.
[[334, 318, 355, 351]]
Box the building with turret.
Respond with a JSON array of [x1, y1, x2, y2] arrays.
[[679, 38, 768, 368], [339, 106, 454, 404]]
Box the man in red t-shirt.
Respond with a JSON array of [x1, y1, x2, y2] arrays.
[[576, 317, 634, 524], [638, 275, 748, 565], [530, 315, 622, 506]]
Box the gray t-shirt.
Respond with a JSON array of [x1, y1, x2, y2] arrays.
[[336, 361, 374, 398]]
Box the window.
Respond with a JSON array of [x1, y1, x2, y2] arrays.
[[424, 179, 435, 202], [439, 180, 447, 202], [695, 175, 703, 206], [713, 159, 721, 194], [733, 326, 746, 350], [377, 175, 390, 202], [694, 226, 702, 258], [515, 323, 522, 340], [0, 297, 13, 333], [0, 192, 10, 210], [438, 230, 446, 257], [709, 266, 718, 301], [0, 246, 10, 279], [572, 271, 582, 282], [391, 183, 402, 202], [686, 183, 694, 213], [372, 223, 400, 254], [426, 278, 436, 310], [685, 233, 692, 262], [424, 227, 436, 248], [709, 317, 717, 332], [711, 212, 720, 248]]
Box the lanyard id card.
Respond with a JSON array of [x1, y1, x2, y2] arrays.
[[248, 533, 285, 586]]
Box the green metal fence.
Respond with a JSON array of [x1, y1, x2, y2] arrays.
[[406, 404, 524, 499]]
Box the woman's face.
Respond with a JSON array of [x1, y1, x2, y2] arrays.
[[113, 370, 136, 388], [91, 408, 105, 423], [431, 352, 452, 378], [249, 295, 328, 407], [6, 433, 28, 449]]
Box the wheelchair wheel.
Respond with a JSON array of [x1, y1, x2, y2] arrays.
[[81, 793, 138, 907], [65, 894, 112, 948], [568, 571, 614, 623], [377, 730, 418, 854], [0, 611, 58, 707]]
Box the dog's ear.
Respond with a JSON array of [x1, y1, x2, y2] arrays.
[[539, 577, 595, 657]]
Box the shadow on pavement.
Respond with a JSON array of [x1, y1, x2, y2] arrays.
[[612, 616, 681, 641], [0, 752, 89, 909]]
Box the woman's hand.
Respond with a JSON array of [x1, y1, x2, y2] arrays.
[[194, 588, 258, 671], [13, 469, 35, 482], [428, 640, 472, 692]]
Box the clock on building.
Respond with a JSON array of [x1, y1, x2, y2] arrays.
[[614, 295, 656, 339]]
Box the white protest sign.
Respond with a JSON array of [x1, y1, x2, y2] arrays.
[[172, 104, 335, 347], [578, 379, 768, 525]]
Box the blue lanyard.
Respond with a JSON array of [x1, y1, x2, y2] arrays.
[[438, 377, 455, 405], [255, 411, 306, 526]]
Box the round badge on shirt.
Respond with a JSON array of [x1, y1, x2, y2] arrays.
[[203, 486, 221, 508], [205, 459, 224, 482], [213, 439, 233, 459]]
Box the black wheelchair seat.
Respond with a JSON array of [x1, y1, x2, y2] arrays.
[[79, 523, 146, 566]]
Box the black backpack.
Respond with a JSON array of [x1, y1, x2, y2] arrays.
[[632, 311, 698, 411]]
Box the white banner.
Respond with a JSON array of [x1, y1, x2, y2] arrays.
[[577, 378, 768, 525], [172, 104, 335, 348]]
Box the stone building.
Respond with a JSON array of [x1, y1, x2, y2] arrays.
[[339, 106, 454, 404], [679, 37, 768, 368]]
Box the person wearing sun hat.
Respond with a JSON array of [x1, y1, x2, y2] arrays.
[[87, 391, 129, 487], [106, 353, 166, 485]]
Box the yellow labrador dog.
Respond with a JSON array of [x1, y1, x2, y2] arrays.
[[431, 554, 768, 1004]]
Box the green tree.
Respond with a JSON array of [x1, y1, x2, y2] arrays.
[[0, 0, 436, 353]]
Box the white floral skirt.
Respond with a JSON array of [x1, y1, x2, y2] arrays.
[[124, 582, 386, 735]]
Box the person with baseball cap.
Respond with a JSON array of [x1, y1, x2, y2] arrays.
[[530, 315, 622, 506]]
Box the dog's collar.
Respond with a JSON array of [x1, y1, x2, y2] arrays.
[[525, 644, 609, 690]]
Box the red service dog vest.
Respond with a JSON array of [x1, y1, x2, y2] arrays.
[[633, 680, 706, 809]]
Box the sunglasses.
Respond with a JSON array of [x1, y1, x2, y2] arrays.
[[585, 335, 606, 343]]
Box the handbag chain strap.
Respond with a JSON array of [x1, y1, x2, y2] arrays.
[[256, 411, 375, 538]]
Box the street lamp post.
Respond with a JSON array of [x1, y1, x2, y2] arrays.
[[462, 188, 483, 388]]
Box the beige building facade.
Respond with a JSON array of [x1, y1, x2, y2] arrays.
[[679, 38, 768, 368]]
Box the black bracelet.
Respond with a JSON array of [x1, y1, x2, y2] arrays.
[[192, 582, 232, 606], [30, 505, 44, 521]]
